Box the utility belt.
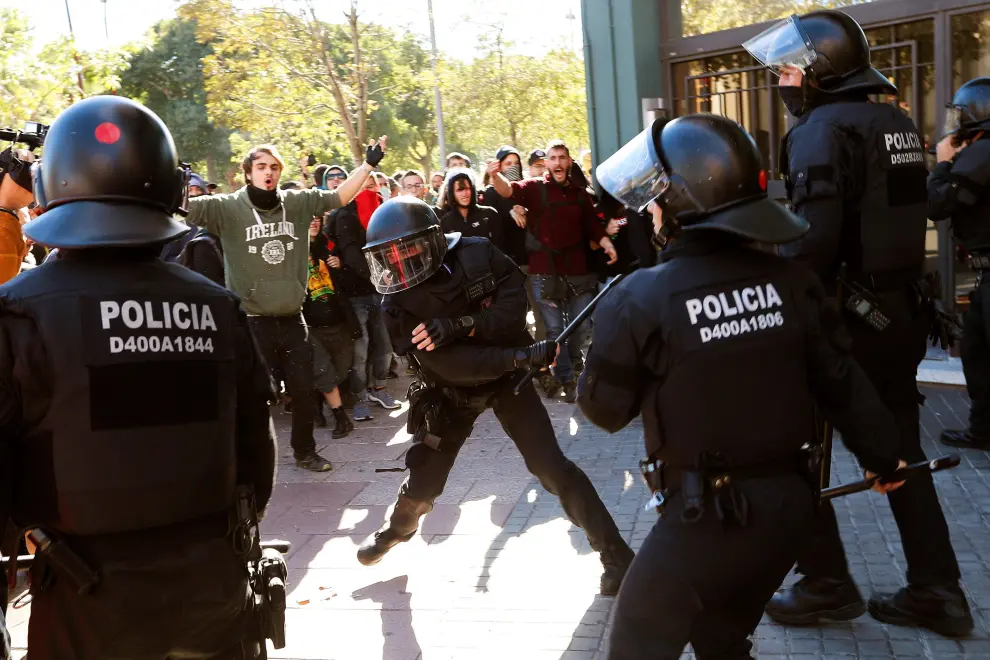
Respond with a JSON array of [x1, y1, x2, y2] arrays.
[[639, 454, 802, 526], [406, 372, 461, 452]]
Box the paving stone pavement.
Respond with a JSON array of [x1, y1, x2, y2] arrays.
[[7, 379, 990, 659]]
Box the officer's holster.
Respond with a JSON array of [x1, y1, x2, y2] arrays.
[[640, 455, 801, 527]]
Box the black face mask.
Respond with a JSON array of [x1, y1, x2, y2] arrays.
[[778, 86, 807, 117], [247, 184, 280, 211]]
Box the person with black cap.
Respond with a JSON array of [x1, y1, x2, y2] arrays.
[[353, 196, 635, 596], [744, 9, 971, 635], [528, 149, 547, 179], [161, 172, 224, 285], [584, 112, 906, 659], [0, 95, 278, 658], [929, 78, 990, 452]]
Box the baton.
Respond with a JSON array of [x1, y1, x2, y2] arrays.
[[513, 268, 633, 395], [820, 454, 960, 501]]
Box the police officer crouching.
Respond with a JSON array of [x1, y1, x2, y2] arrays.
[[744, 10, 972, 636], [583, 113, 907, 659], [356, 197, 635, 595], [1, 96, 278, 658], [930, 78, 990, 451]]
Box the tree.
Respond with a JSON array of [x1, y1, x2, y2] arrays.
[[0, 9, 126, 132], [119, 18, 233, 186], [176, 0, 438, 178], [439, 43, 590, 162]]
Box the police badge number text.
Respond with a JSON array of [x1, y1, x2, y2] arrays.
[[685, 283, 785, 344], [100, 300, 218, 354], [883, 132, 924, 166]]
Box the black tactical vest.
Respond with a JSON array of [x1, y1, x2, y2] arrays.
[[634, 243, 816, 467], [0, 257, 239, 535], [784, 101, 928, 278], [945, 139, 990, 252], [393, 238, 496, 321]]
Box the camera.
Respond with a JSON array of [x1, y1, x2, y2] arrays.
[[0, 121, 49, 151]]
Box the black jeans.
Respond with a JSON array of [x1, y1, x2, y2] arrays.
[[606, 475, 815, 660], [962, 275, 990, 437], [797, 289, 961, 587], [248, 314, 315, 458], [402, 373, 625, 553], [27, 531, 254, 659]]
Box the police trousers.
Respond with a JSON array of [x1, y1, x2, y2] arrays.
[[607, 475, 815, 660], [401, 373, 624, 552], [797, 289, 961, 587], [961, 275, 990, 438], [26, 524, 255, 660]]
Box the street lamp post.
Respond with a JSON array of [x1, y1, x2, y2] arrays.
[[427, 0, 446, 172]]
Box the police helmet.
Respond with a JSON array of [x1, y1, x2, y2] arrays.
[[363, 197, 460, 294], [596, 114, 808, 244], [743, 10, 895, 95], [26, 96, 189, 249], [944, 78, 990, 138]]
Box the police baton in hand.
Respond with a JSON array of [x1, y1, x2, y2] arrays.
[[513, 264, 637, 395], [820, 455, 960, 501]]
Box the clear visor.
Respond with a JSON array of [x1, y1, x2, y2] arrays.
[[742, 15, 817, 76], [595, 127, 671, 213], [363, 227, 446, 294]]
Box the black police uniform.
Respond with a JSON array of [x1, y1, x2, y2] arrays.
[[744, 9, 969, 634], [355, 198, 634, 595], [585, 113, 902, 659], [0, 96, 278, 660], [928, 78, 990, 449]]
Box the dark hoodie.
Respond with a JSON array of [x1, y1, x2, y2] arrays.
[[440, 169, 507, 256]]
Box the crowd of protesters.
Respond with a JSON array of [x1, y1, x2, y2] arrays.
[[3, 137, 658, 464]]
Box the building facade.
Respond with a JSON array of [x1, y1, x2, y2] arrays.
[[583, 0, 990, 307]]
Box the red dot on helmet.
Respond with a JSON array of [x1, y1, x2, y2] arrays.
[[758, 170, 767, 191], [94, 123, 121, 145]]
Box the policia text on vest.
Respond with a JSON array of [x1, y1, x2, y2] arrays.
[[684, 282, 785, 344], [884, 132, 925, 166], [91, 297, 226, 357]]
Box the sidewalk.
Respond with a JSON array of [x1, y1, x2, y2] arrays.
[[7, 379, 990, 659]]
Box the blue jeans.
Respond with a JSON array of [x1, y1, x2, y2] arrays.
[[349, 295, 393, 399], [530, 275, 595, 383]]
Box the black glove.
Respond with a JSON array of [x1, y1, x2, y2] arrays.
[[424, 316, 474, 350], [366, 141, 385, 167], [514, 340, 558, 371]]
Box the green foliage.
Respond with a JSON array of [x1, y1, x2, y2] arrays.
[[119, 18, 232, 185], [0, 8, 126, 136], [680, 0, 862, 37]]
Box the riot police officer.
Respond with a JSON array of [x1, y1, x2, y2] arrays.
[[0, 96, 277, 658], [930, 78, 990, 451], [355, 197, 635, 595], [583, 112, 906, 659], [743, 10, 972, 636]]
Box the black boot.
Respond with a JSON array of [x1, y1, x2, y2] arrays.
[[331, 406, 353, 439], [940, 428, 990, 451], [599, 542, 635, 596], [765, 576, 866, 625], [562, 381, 577, 404], [314, 393, 327, 428], [869, 584, 973, 637], [357, 494, 433, 566]]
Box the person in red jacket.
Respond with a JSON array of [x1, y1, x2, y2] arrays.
[[489, 140, 617, 402]]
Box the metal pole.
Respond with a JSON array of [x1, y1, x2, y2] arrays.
[[102, 0, 109, 41], [63, 0, 74, 37], [427, 0, 446, 170]]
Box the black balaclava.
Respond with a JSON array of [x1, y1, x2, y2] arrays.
[[247, 184, 280, 211], [778, 76, 820, 118]]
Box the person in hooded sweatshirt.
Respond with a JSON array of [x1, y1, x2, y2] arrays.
[[438, 168, 506, 256], [186, 139, 386, 472]]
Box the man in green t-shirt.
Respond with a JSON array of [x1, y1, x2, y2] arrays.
[[186, 138, 387, 471]]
